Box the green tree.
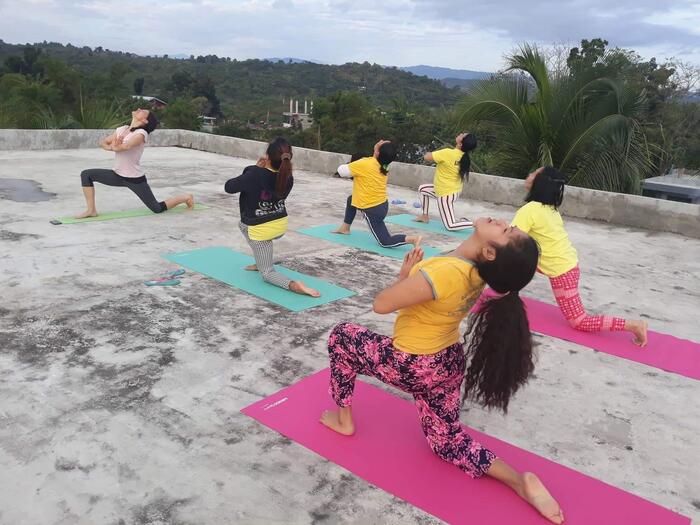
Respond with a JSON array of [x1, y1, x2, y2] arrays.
[[457, 44, 657, 193], [162, 99, 201, 130]]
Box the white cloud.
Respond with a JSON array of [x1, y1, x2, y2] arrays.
[[0, 0, 697, 69]]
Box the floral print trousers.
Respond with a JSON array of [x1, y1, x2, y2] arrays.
[[327, 322, 496, 478]]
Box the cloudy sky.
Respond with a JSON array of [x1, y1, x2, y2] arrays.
[[0, 0, 698, 71]]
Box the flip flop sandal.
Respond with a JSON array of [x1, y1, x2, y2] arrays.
[[161, 269, 185, 278], [144, 278, 181, 287]]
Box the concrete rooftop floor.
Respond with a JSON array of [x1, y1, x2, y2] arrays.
[[0, 147, 699, 524]]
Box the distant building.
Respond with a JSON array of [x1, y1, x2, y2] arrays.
[[642, 169, 700, 204], [131, 95, 167, 109], [282, 98, 313, 129], [199, 116, 217, 133]]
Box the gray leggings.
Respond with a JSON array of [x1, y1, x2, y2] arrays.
[[239, 222, 292, 290], [80, 169, 166, 213]]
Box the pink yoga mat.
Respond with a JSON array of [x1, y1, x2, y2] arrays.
[[522, 297, 700, 381], [242, 369, 690, 525]]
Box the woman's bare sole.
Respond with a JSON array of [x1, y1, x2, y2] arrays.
[[290, 280, 321, 297], [406, 235, 422, 247], [244, 264, 258, 271], [627, 320, 648, 347], [75, 210, 98, 219], [522, 472, 564, 524], [413, 215, 429, 223], [319, 410, 355, 436]]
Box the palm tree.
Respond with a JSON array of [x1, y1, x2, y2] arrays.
[[457, 44, 660, 193]]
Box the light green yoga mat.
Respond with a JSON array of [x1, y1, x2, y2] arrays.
[[297, 224, 442, 260], [384, 214, 473, 239], [50, 204, 208, 225], [163, 246, 355, 312]]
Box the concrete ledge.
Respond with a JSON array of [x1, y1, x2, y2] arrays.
[[1, 129, 698, 238], [0, 129, 181, 150]]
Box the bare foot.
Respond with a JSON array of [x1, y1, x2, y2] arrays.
[[414, 214, 429, 223], [406, 235, 422, 248], [521, 472, 564, 524], [320, 409, 355, 436], [332, 224, 351, 235], [244, 264, 258, 271], [185, 194, 195, 209], [290, 280, 321, 297], [75, 210, 97, 219], [626, 319, 648, 347]]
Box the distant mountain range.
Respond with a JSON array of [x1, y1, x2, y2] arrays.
[[400, 65, 492, 81]]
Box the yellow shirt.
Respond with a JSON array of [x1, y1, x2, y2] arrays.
[[431, 148, 464, 197], [393, 257, 484, 355], [349, 156, 388, 209], [248, 217, 288, 241], [512, 201, 578, 277]]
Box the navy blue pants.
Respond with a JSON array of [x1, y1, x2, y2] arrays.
[[343, 196, 406, 248]]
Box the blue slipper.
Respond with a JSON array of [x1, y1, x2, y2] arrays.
[[144, 278, 181, 287], [161, 269, 185, 278]]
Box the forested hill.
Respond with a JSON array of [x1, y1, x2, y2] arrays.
[[0, 41, 460, 119]]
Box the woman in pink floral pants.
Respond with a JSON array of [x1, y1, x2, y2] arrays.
[[321, 217, 564, 524]]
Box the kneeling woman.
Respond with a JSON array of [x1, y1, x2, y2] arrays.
[[77, 108, 193, 218], [321, 217, 563, 524], [333, 140, 421, 248], [416, 132, 477, 230], [225, 137, 320, 297]]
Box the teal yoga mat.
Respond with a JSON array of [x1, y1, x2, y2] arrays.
[[163, 246, 355, 312], [385, 214, 473, 239], [296, 224, 442, 260], [51, 204, 208, 224]]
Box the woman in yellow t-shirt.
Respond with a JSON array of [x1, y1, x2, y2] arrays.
[[415, 132, 477, 230], [321, 217, 564, 524], [512, 166, 647, 345], [333, 140, 421, 248]]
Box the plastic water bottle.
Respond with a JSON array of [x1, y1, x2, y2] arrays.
[[413, 201, 422, 208], [391, 199, 407, 205]]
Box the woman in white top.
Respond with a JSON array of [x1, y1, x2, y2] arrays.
[[76, 108, 193, 218]]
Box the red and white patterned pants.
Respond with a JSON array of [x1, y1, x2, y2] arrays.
[[550, 265, 626, 332]]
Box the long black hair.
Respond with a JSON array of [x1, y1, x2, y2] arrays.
[[377, 142, 397, 175], [458, 133, 477, 181], [131, 112, 159, 134], [267, 137, 293, 198], [463, 234, 540, 413], [526, 166, 567, 209]]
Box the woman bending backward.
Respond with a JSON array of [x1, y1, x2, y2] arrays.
[[225, 137, 320, 297], [333, 140, 421, 248], [77, 108, 193, 218], [416, 132, 477, 230], [512, 167, 647, 346], [321, 217, 564, 524]]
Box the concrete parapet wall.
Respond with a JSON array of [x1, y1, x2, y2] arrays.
[[0, 129, 182, 150], [2, 129, 698, 238]]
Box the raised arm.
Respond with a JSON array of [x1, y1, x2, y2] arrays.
[[109, 132, 145, 152], [373, 247, 433, 314], [224, 167, 252, 194], [99, 132, 118, 151], [336, 164, 353, 179]]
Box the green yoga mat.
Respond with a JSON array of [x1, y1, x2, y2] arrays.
[[50, 204, 208, 225], [163, 246, 355, 312], [297, 224, 442, 260], [385, 214, 473, 239]]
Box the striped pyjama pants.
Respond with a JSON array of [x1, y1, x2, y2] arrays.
[[418, 184, 472, 230], [239, 222, 291, 290]]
